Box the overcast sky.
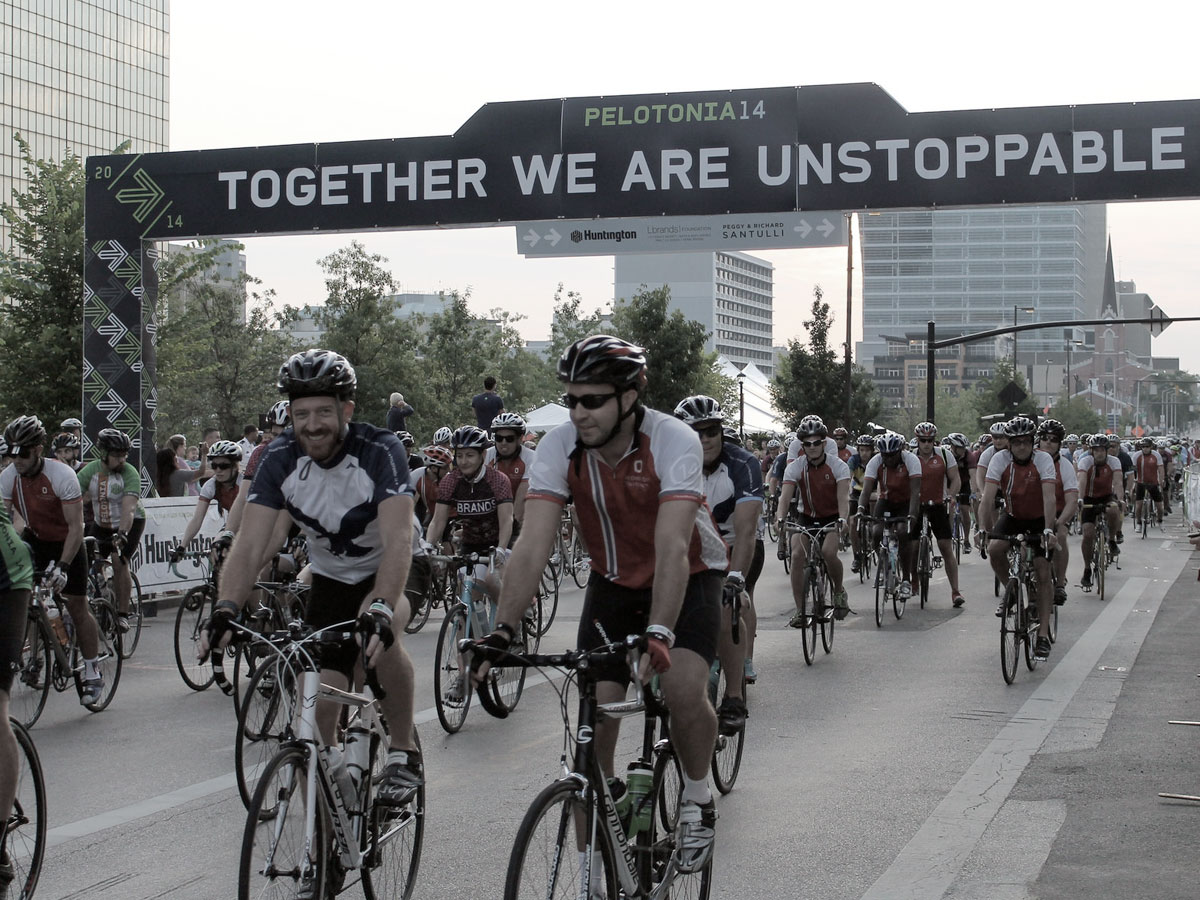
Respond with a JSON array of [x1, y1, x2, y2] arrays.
[[169, 1, 1200, 370]]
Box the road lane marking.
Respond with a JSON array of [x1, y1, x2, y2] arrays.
[[861, 545, 1186, 900]]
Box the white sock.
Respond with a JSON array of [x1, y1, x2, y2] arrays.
[[84, 658, 100, 679], [681, 774, 711, 805]]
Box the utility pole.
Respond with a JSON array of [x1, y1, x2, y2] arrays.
[[844, 212, 854, 425]]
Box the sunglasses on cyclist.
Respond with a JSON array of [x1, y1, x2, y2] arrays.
[[210, 462, 234, 471], [694, 425, 723, 439], [494, 434, 519, 443], [917, 438, 935, 444], [561, 392, 617, 410], [13, 446, 35, 459], [801, 439, 824, 448]]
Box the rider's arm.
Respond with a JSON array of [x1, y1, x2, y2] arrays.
[[648, 499, 699, 636], [512, 479, 529, 525], [60, 497, 84, 564], [858, 477, 876, 513], [494, 497, 560, 630], [178, 497, 212, 548], [496, 500, 514, 551], [118, 493, 138, 536], [730, 498, 761, 574], [836, 478, 850, 522], [217, 503, 277, 611], [368, 493, 414, 611], [225, 482, 249, 533], [1058, 491, 1079, 529], [946, 460, 961, 499], [906, 475, 922, 521], [255, 509, 295, 573], [1041, 481, 1057, 544], [427, 501, 451, 550], [979, 482, 999, 532], [776, 482, 795, 524]]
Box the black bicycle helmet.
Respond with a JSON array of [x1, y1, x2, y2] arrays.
[[450, 425, 490, 450], [673, 395, 723, 426], [722, 425, 742, 446], [1036, 418, 1066, 441], [832, 426, 849, 439], [4, 416, 45, 449], [557, 335, 647, 390], [96, 428, 131, 454], [1005, 416, 1036, 438], [52, 432, 81, 452], [277, 349, 357, 400], [856, 434, 874, 448], [1089, 433, 1110, 449]]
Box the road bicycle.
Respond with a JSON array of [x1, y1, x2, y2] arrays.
[[235, 618, 424, 900], [404, 547, 455, 635], [12, 581, 122, 728], [989, 532, 1045, 685], [863, 513, 910, 627], [170, 547, 223, 691], [914, 505, 945, 610], [84, 535, 143, 658], [950, 499, 967, 563], [430, 549, 539, 734], [467, 634, 714, 899], [783, 521, 839, 665], [711, 581, 748, 794], [227, 574, 310, 709], [854, 511, 875, 584], [3, 717, 46, 899], [763, 492, 779, 543], [1080, 501, 1119, 603]]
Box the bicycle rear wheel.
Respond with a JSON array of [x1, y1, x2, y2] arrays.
[[533, 572, 558, 638], [801, 572, 818, 665], [238, 745, 327, 900], [82, 598, 123, 712], [362, 728, 425, 900], [7, 718, 47, 899], [174, 586, 216, 691], [710, 665, 744, 795], [12, 617, 51, 729], [1023, 582, 1039, 672], [569, 534, 591, 589], [434, 606, 471, 733], [874, 560, 887, 628], [1000, 580, 1020, 685], [1096, 540, 1107, 603], [503, 779, 618, 900], [648, 753, 713, 899], [404, 575, 434, 634], [119, 570, 144, 658]]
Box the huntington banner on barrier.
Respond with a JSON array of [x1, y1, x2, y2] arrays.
[[134, 498, 225, 593], [83, 82, 1200, 477]]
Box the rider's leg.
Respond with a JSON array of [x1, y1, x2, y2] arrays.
[[111, 554, 131, 614], [822, 531, 843, 592], [1033, 556, 1053, 640], [1080, 521, 1095, 571], [938, 538, 959, 596], [1054, 524, 1070, 593]]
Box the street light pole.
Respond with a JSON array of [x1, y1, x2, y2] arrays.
[[737, 371, 746, 442]]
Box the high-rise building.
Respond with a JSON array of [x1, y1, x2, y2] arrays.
[[1, 0, 170, 250], [614, 250, 775, 375], [857, 205, 1107, 370]]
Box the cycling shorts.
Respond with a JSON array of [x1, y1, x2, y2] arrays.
[[991, 514, 1049, 559], [306, 571, 379, 678], [88, 518, 145, 563], [870, 499, 914, 542], [916, 503, 952, 541], [0, 588, 30, 693], [403, 555, 431, 615], [745, 540, 765, 596], [578, 570, 722, 686], [1135, 484, 1162, 503], [1080, 495, 1117, 525], [23, 532, 87, 595]]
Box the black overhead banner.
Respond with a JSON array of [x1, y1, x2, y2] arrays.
[[85, 83, 1200, 241]]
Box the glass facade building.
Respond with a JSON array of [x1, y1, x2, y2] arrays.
[[1, 0, 169, 250]]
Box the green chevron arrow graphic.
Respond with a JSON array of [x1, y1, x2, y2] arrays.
[[115, 169, 165, 223]]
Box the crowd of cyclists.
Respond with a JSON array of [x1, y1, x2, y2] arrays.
[[0, 331, 1195, 897]]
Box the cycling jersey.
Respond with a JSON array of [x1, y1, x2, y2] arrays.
[[1133, 449, 1163, 484], [77, 459, 146, 529], [0, 501, 33, 593], [435, 465, 513, 552], [408, 467, 440, 524], [984, 449, 1057, 520], [241, 439, 273, 484], [846, 453, 870, 494], [484, 445, 538, 495], [836, 446, 852, 464], [248, 422, 413, 582], [782, 453, 850, 519], [0, 458, 82, 542], [954, 449, 978, 495], [702, 443, 764, 544], [770, 452, 787, 482], [526, 406, 728, 590], [1076, 454, 1122, 499], [198, 475, 239, 515], [915, 447, 954, 504], [1047, 454, 1080, 515], [863, 451, 922, 504]]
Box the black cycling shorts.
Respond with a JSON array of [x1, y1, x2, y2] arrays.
[[1135, 483, 1162, 503], [1080, 496, 1116, 525], [745, 540, 765, 595], [577, 570, 722, 686], [23, 532, 88, 595], [916, 503, 952, 541], [991, 514, 1049, 558], [89, 518, 146, 563], [0, 588, 30, 693], [871, 499, 914, 542], [306, 571, 385, 678], [403, 555, 431, 618]]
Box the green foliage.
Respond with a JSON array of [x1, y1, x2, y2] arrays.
[[1139, 370, 1199, 433], [972, 359, 1040, 419], [548, 283, 607, 364], [885, 385, 982, 439], [610, 284, 729, 413], [0, 135, 91, 427], [155, 248, 300, 441], [771, 286, 882, 432], [1048, 392, 1103, 435]]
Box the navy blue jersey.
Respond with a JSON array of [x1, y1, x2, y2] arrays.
[[703, 443, 765, 545], [248, 422, 413, 582], [771, 452, 787, 482]]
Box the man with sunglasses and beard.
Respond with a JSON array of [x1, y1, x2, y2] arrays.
[[0, 416, 106, 706], [474, 335, 727, 881]]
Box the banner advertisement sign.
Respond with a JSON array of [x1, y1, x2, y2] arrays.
[[132, 498, 225, 593]]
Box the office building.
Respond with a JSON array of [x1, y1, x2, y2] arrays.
[[857, 205, 1107, 371], [1, 1, 170, 251], [164, 239, 247, 320], [614, 250, 775, 375]]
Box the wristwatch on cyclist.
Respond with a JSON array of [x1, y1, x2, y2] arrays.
[[1042, 528, 1055, 538], [645, 624, 676, 648]]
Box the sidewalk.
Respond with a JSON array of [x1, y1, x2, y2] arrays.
[[1027, 541, 1200, 899]]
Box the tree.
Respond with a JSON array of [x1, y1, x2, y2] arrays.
[[548, 283, 608, 364], [155, 254, 300, 441], [771, 286, 882, 432], [972, 359, 1040, 419], [1049, 391, 1103, 435], [886, 385, 982, 439], [609, 284, 729, 412], [0, 135, 126, 427], [315, 241, 421, 426]]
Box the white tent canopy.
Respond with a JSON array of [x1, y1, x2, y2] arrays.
[[523, 402, 570, 433], [717, 357, 788, 434]]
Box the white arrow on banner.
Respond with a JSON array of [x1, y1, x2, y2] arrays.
[[818, 218, 836, 238], [522, 229, 541, 247], [794, 220, 812, 238], [546, 228, 561, 247]]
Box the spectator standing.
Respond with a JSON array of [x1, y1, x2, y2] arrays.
[[387, 393, 415, 432], [236, 425, 259, 459], [168, 434, 201, 496], [156, 447, 208, 497], [471, 375, 505, 432]]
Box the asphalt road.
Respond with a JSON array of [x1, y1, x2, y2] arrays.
[[23, 515, 1200, 899]]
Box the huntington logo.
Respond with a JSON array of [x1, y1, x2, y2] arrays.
[[571, 228, 638, 244]]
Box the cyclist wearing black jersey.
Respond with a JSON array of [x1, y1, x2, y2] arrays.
[[203, 349, 422, 804]]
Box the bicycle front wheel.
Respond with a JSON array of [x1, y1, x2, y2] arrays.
[[120, 570, 144, 658], [174, 587, 216, 691], [7, 718, 47, 899], [238, 745, 327, 900], [434, 606, 471, 733], [874, 561, 886, 628], [1000, 580, 1020, 685], [504, 780, 618, 900], [710, 665, 744, 795], [820, 576, 835, 655], [648, 753, 713, 900], [236, 660, 296, 810], [1023, 582, 1039, 673], [801, 572, 818, 666], [1096, 541, 1107, 603], [570, 535, 591, 589], [13, 617, 51, 728]]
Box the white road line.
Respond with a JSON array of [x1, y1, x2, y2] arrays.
[[861, 549, 1186, 900]]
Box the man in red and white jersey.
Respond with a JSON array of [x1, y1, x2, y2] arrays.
[[858, 431, 922, 599], [980, 416, 1058, 662], [832, 427, 853, 464], [1036, 419, 1079, 606], [1132, 437, 1165, 528], [1076, 433, 1125, 589], [912, 422, 965, 608], [479, 335, 726, 879], [776, 417, 850, 622], [484, 412, 537, 541], [0, 416, 105, 705]]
